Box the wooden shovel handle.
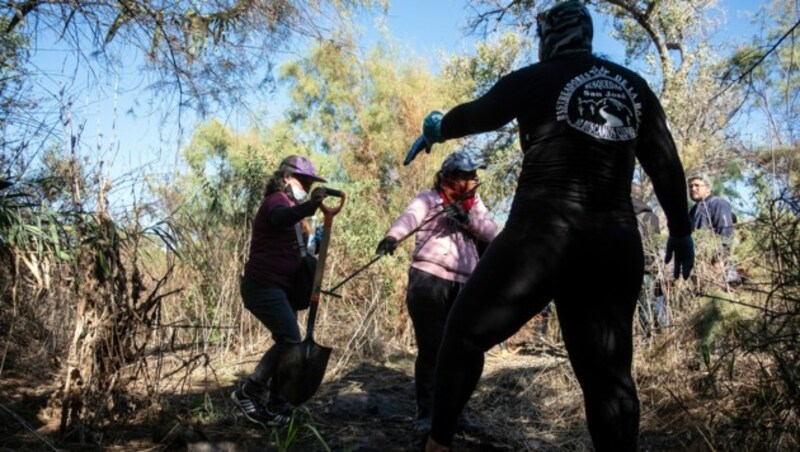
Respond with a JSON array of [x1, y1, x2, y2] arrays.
[[320, 191, 345, 226]]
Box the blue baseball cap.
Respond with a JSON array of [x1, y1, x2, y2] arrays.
[[441, 151, 487, 174]]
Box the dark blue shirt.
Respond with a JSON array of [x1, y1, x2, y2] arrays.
[[689, 195, 734, 239]]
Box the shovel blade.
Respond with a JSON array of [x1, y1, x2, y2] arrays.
[[275, 339, 332, 406]]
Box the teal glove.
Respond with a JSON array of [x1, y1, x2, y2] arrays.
[[404, 134, 431, 166], [404, 111, 444, 166], [422, 110, 444, 143], [664, 235, 695, 279]]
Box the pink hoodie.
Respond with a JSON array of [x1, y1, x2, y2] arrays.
[[386, 189, 499, 283]]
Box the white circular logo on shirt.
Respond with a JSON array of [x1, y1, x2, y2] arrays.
[[556, 66, 641, 141]]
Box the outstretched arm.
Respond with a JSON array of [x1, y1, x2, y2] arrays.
[[385, 192, 433, 241], [440, 71, 524, 140], [636, 87, 693, 279], [404, 71, 526, 165]]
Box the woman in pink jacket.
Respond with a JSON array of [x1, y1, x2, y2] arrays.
[[375, 150, 499, 434]]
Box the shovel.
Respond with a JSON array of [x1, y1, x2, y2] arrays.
[[276, 188, 345, 406]]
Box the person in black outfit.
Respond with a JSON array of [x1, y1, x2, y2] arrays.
[[403, 2, 695, 451]]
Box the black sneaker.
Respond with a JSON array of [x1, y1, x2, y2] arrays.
[[231, 388, 291, 427], [267, 391, 290, 411]]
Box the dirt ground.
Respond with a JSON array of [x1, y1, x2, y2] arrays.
[[185, 345, 592, 452], [1, 328, 701, 451], [0, 340, 594, 451]]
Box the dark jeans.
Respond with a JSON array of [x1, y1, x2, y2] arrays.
[[406, 268, 463, 419], [430, 220, 643, 451], [240, 276, 301, 395]]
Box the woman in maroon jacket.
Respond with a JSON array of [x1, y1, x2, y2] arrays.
[[232, 155, 330, 426]]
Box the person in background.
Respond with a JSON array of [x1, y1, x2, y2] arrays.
[[232, 155, 330, 426], [403, 2, 695, 451], [376, 150, 499, 434], [632, 186, 667, 339], [687, 174, 740, 284], [688, 175, 734, 241]]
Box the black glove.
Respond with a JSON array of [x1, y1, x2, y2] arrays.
[[664, 235, 695, 279], [308, 186, 327, 206], [376, 237, 398, 256], [444, 203, 470, 224]]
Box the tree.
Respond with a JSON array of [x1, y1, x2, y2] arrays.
[[1, 2, 393, 440], [0, 16, 33, 174], [727, 0, 800, 196], [1, 1, 381, 115]]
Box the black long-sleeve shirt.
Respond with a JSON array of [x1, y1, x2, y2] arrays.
[[440, 53, 691, 238]]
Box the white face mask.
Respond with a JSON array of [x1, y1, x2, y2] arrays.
[[289, 182, 307, 201]]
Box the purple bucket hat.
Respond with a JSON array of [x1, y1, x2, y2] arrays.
[[279, 155, 327, 183]]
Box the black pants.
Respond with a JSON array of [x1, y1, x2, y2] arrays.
[[240, 276, 301, 396], [430, 219, 643, 451], [406, 268, 463, 418]]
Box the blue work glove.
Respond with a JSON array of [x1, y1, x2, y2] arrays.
[[376, 237, 398, 256], [664, 235, 695, 280], [404, 111, 444, 166]]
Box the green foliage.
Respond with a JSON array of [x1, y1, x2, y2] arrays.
[[0, 16, 31, 134], [0, 189, 72, 271], [269, 408, 331, 452], [691, 293, 757, 367], [190, 392, 226, 424], [466, 0, 748, 197], [279, 36, 449, 187]]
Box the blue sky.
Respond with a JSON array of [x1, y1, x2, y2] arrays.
[[20, 0, 765, 210]]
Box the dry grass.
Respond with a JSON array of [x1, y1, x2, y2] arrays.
[[2, 190, 799, 451]]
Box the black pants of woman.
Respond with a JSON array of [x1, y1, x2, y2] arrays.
[[240, 276, 301, 400], [406, 268, 463, 420]]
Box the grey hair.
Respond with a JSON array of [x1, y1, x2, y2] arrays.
[[687, 174, 712, 188]]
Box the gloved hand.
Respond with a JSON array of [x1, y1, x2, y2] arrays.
[[309, 187, 327, 206], [444, 203, 470, 224], [375, 237, 398, 256], [664, 235, 695, 280], [404, 134, 432, 166], [404, 111, 444, 166]]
